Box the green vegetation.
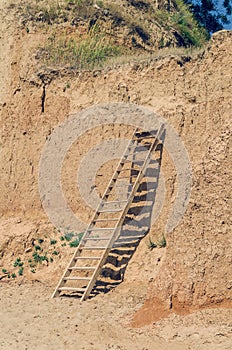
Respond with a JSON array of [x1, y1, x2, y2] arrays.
[[147, 237, 157, 251], [29, 261, 36, 268], [65, 0, 94, 5], [155, 1, 208, 47], [147, 234, 167, 250], [107, 0, 207, 47], [1, 229, 81, 279], [62, 231, 83, 242], [52, 250, 59, 255], [173, 0, 209, 45], [63, 232, 75, 241], [157, 235, 167, 248], [12, 0, 209, 73], [40, 28, 120, 69], [50, 239, 57, 245], [32, 252, 48, 263], [59, 230, 84, 248], [69, 238, 80, 248], [69, 232, 84, 247], [18, 267, 24, 276], [13, 258, 24, 267], [106, 2, 150, 43]]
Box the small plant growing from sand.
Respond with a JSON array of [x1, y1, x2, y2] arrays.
[[50, 239, 57, 245], [158, 235, 166, 248], [11, 273, 16, 278], [147, 234, 167, 250], [18, 267, 24, 276], [64, 232, 75, 241], [2, 268, 7, 274], [14, 257, 24, 267], [32, 252, 48, 263], [35, 245, 42, 251], [52, 250, 59, 255], [69, 239, 80, 248], [147, 237, 157, 250], [69, 232, 84, 247]]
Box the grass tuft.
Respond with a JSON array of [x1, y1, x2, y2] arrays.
[[147, 234, 167, 250], [38, 28, 121, 69]]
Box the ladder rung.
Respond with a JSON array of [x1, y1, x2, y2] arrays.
[[97, 209, 123, 213], [58, 287, 86, 292], [113, 241, 138, 246], [133, 146, 151, 152], [117, 175, 138, 179], [124, 161, 144, 167], [126, 151, 148, 156], [87, 227, 115, 231], [101, 200, 127, 204], [81, 246, 107, 250], [64, 276, 91, 281], [69, 267, 96, 271], [134, 132, 157, 139], [74, 256, 101, 260], [118, 168, 139, 172], [117, 235, 144, 239], [85, 237, 111, 240], [108, 183, 130, 189], [114, 183, 131, 187], [93, 218, 118, 222], [125, 158, 146, 163]]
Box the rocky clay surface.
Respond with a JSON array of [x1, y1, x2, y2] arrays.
[[0, 0, 232, 349]]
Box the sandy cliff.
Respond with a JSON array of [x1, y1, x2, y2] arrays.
[[0, 0, 231, 332]]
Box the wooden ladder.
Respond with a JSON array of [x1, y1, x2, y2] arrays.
[[52, 124, 164, 301]]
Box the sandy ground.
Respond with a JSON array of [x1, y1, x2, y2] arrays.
[[0, 280, 232, 350]]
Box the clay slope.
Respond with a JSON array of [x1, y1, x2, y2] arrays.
[[0, 0, 232, 327]]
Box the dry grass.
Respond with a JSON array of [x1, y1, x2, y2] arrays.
[[102, 44, 207, 69], [37, 26, 121, 68]]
